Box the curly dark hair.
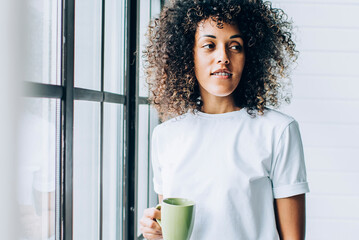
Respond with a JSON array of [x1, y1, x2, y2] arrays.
[[144, 0, 298, 120]]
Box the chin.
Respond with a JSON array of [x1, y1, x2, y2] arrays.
[[208, 89, 236, 97]]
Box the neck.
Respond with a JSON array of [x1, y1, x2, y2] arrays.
[[200, 95, 240, 114]]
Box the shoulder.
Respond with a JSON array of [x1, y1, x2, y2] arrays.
[[243, 108, 297, 133], [152, 112, 193, 137], [259, 108, 295, 125]]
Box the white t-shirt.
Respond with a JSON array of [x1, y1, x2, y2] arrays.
[[151, 108, 309, 240]]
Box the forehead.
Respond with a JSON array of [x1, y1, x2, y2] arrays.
[[195, 19, 240, 36]]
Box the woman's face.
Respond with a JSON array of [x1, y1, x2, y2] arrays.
[[193, 19, 245, 99]]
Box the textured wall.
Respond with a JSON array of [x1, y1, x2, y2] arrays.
[[271, 1, 359, 239]]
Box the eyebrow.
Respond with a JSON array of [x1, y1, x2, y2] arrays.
[[199, 34, 243, 39], [230, 34, 243, 39]]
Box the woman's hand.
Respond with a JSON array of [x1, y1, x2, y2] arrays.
[[140, 207, 163, 240]]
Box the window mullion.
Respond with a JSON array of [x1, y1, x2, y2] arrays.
[[60, 0, 75, 239], [124, 0, 139, 239], [99, 0, 106, 239]]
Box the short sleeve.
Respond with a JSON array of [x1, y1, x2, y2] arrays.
[[151, 127, 163, 195], [270, 120, 310, 199]]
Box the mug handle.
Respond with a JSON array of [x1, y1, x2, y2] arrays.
[[155, 204, 162, 227]]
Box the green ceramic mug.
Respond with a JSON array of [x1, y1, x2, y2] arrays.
[[155, 198, 196, 240]]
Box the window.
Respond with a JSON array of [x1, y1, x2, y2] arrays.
[[18, 0, 162, 239], [136, 0, 162, 238]]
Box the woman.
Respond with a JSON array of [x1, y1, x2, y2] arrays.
[[140, 0, 309, 239]]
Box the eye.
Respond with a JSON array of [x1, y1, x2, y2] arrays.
[[229, 44, 243, 51], [202, 43, 215, 49]]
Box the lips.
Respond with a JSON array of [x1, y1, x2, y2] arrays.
[[211, 68, 233, 77]]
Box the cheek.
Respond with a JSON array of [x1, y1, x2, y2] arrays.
[[238, 56, 246, 69], [194, 55, 210, 76]]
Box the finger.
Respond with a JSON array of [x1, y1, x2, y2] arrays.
[[143, 232, 163, 240], [140, 217, 161, 231], [143, 208, 161, 219], [140, 225, 162, 235]]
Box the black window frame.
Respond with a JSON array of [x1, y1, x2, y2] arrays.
[[22, 0, 162, 239]]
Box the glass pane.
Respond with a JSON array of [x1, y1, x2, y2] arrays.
[[148, 106, 160, 208], [147, 0, 162, 210], [74, 0, 102, 90], [103, 103, 124, 239], [151, 0, 162, 17], [138, 0, 162, 97], [137, 104, 150, 235], [138, 0, 151, 97], [104, 0, 125, 94], [17, 98, 59, 240], [24, 0, 62, 85], [73, 101, 100, 239]]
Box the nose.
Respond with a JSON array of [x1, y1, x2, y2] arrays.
[[216, 47, 230, 65], [218, 59, 229, 64]]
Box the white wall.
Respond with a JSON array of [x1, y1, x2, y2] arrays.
[[271, 1, 359, 239], [0, 0, 21, 239]]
